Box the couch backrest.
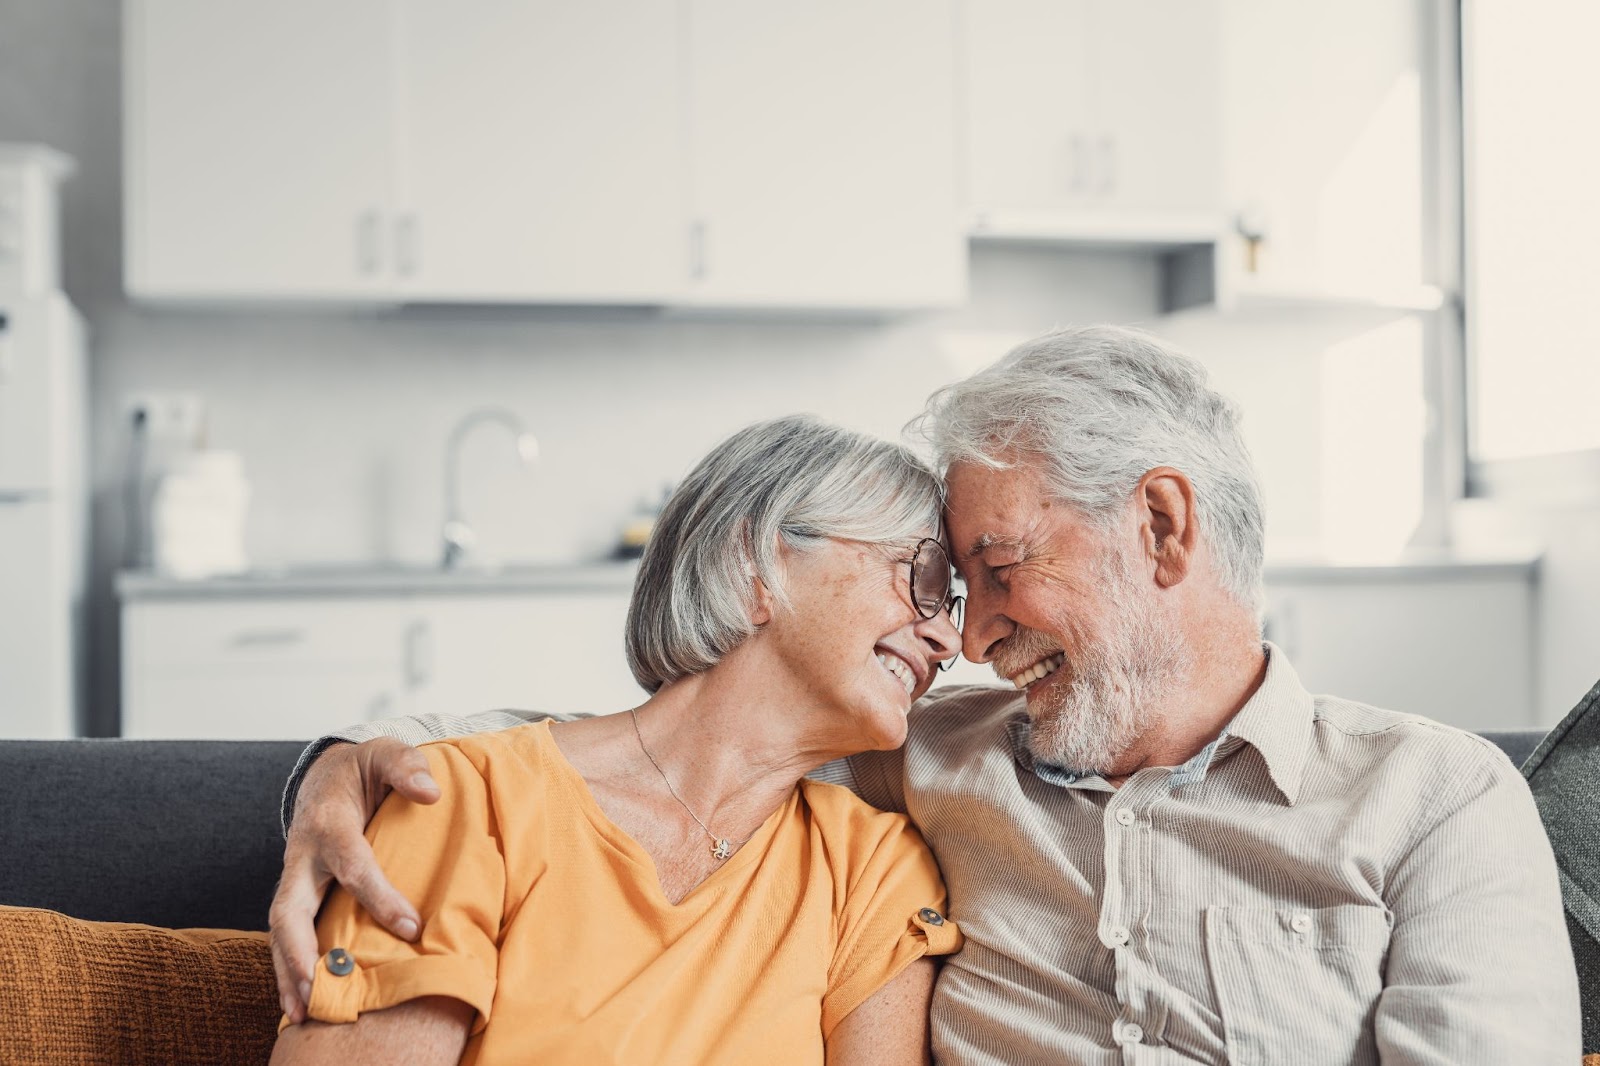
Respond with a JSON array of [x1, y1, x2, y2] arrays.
[[0, 739, 305, 931], [0, 730, 1554, 933]]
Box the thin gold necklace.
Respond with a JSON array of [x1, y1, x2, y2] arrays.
[[629, 708, 751, 861]]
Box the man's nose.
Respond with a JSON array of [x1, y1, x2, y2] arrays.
[[960, 586, 1010, 663]]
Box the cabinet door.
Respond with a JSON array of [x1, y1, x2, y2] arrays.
[[124, 0, 394, 300], [1092, 0, 1221, 213], [412, 594, 641, 719], [126, 669, 407, 740], [963, 0, 1097, 216], [121, 599, 411, 739], [962, 0, 1221, 219], [686, 0, 965, 309], [393, 0, 688, 303]]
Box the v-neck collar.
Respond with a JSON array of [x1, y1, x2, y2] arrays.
[[534, 719, 798, 909]]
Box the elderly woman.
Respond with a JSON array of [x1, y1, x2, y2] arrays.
[[270, 415, 964, 1066]]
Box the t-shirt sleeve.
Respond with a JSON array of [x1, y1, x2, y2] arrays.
[[821, 806, 962, 1038], [289, 741, 507, 1036]]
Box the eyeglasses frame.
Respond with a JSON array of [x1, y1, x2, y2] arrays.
[[908, 537, 966, 673]]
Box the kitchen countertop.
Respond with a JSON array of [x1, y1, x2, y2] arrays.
[[116, 546, 1542, 602], [116, 560, 642, 601]]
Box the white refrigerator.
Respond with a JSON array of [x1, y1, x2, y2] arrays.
[[0, 145, 86, 737], [0, 294, 87, 737]]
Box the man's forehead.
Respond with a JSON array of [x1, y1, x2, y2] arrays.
[[944, 460, 1044, 530]]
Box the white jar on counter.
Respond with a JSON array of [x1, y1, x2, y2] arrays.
[[151, 450, 251, 579]]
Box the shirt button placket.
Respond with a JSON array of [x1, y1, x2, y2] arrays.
[[1104, 780, 1162, 1057]]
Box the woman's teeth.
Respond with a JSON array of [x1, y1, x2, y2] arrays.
[[1011, 652, 1066, 690], [877, 652, 916, 695]]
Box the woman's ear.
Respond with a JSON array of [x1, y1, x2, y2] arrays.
[[749, 573, 774, 626]]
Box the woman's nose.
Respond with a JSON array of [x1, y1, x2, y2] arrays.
[[914, 607, 961, 667]]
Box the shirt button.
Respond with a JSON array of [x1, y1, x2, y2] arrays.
[[1291, 912, 1313, 934], [1115, 808, 1135, 826], [1118, 1022, 1145, 1045], [918, 907, 945, 926], [1108, 925, 1131, 946], [325, 947, 354, 976]]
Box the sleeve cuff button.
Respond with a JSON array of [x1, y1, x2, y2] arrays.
[[325, 948, 355, 976], [918, 907, 945, 926]]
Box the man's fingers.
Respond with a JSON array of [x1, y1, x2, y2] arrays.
[[327, 834, 423, 943], [268, 860, 329, 1025], [368, 739, 440, 805]]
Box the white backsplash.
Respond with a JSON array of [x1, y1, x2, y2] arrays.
[[90, 246, 1169, 571]]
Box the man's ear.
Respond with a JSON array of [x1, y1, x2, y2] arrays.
[[1135, 466, 1197, 589]]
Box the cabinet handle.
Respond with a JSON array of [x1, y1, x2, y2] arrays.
[[395, 213, 418, 277], [404, 619, 432, 688], [228, 627, 305, 648], [356, 211, 381, 275], [1068, 134, 1090, 195], [1098, 133, 1116, 196], [689, 219, 708, 281], [366, 691, 394, 721]]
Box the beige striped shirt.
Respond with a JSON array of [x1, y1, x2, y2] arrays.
[[294, 645, 1580, 1064]]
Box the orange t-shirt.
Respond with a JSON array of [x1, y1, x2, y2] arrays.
[[294, 721, 962, 1065]]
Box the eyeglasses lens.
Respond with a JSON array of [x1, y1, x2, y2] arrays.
[[911, 539, 952, 618]]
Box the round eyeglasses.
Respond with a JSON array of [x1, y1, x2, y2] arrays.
[[909, 538, 966, 672]]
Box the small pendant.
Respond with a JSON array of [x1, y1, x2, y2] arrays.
[[711, 839, 733, 860]]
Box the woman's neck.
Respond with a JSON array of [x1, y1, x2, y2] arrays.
[[625, 653, 849, 829]]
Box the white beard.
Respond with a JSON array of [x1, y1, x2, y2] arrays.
[[1015, 550, 1192, 774]]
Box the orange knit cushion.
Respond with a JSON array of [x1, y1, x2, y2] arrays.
[[0, 905, 278, 1066]]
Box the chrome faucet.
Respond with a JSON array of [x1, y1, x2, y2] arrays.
[[440, 407, 540, 569]]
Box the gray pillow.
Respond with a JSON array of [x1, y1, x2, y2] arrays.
[[1523, 677, 1600, 1051]]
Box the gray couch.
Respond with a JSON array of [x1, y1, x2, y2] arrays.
[[0, 722, 1592, 1050], [0, 739, 304, 931]]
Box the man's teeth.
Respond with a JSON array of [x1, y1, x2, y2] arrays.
[[876, 652, 916, 695], [1011, 653, 1066, 690]]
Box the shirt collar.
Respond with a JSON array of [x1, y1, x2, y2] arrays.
[[1003, 642, 1314, 805], [1219, 641, 1316, 806]]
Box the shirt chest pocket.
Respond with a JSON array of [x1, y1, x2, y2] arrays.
[[1204, 903, 1392, 1066]]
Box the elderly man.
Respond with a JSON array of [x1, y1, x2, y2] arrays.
[[270, 326, 1579, 1063]]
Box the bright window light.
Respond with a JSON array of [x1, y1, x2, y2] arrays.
[[1466, 0, 1600, 463]]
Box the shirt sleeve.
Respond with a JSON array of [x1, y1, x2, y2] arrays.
[[287, 741, 508, 1036], [1374, 742, 1582, 1064], [280, 709, 556, 834], [844, 746, 908, 813], [822, 808, 962, 1038]]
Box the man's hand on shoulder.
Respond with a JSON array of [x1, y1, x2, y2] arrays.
[[269, 737, 441, 1025]]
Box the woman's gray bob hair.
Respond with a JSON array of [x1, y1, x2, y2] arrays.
[[625, 414, 944, 693], [913, 325, 1266, 615]]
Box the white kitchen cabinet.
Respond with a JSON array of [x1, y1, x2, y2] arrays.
[[963, 0, 1222, 232], [120, 585, 642, 738], [409, 593, 642, 718], [121, 598, 417, 739], [126, 1, 968, 310], [683, 0, 966, 309], [123, 0, 395, 300], [391, 0, 688, 303], [1263, 567, 1537, 732]]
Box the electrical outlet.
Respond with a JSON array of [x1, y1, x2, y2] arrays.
[[126, 391, 205, 445]]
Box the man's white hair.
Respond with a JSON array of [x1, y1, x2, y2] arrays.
[[912, 325, 1266, 616]]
